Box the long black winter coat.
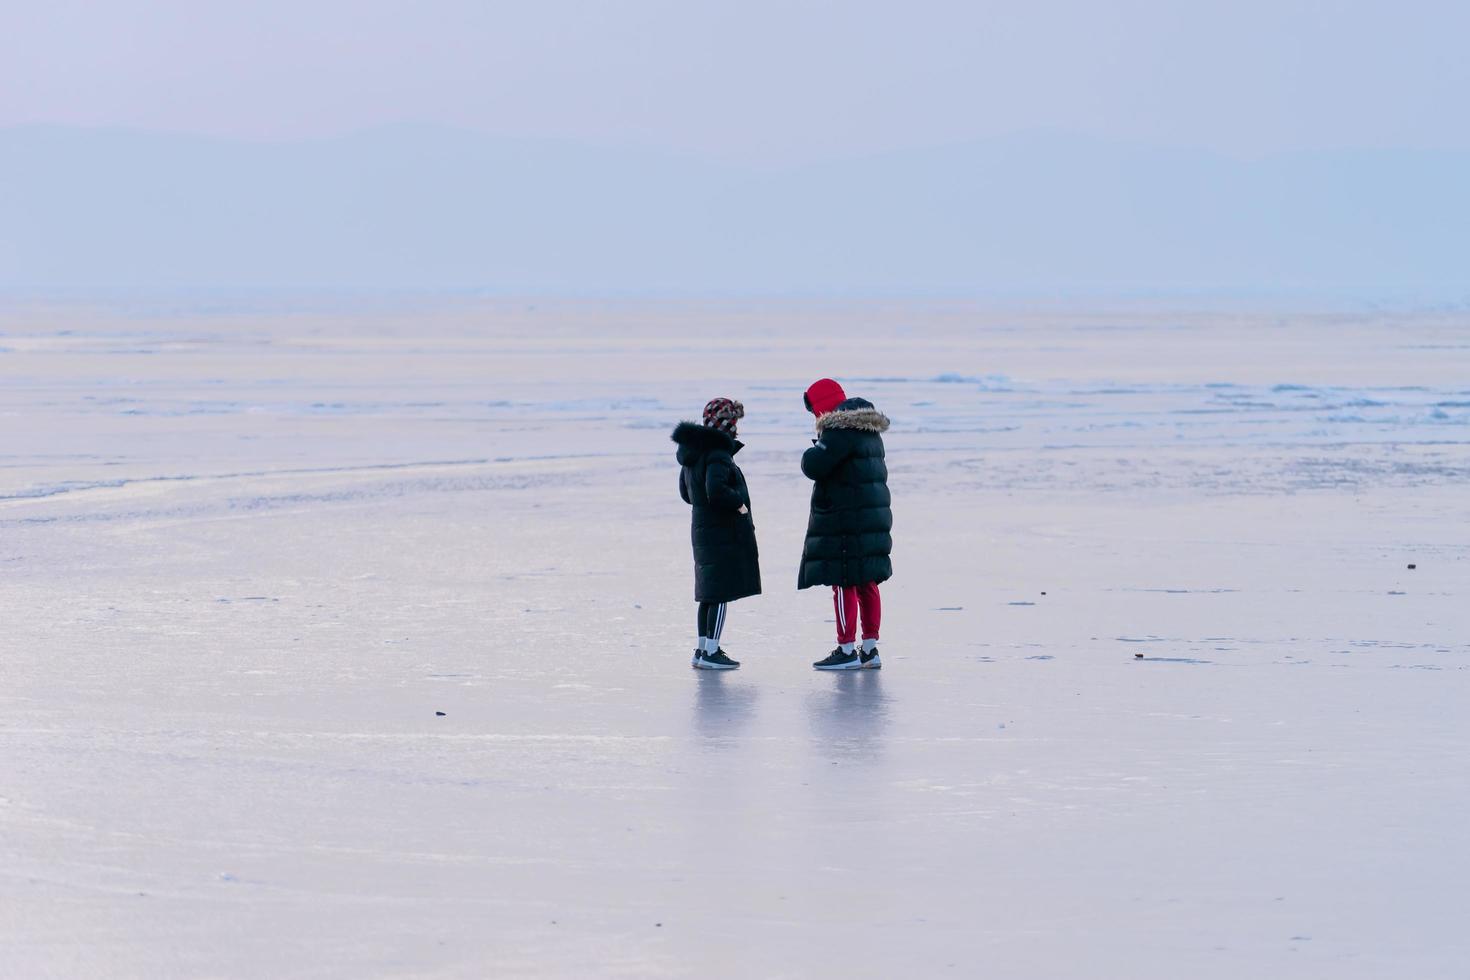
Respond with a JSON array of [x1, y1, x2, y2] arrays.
[[798, 397, 893, 589], [673, 421, 762, 603]]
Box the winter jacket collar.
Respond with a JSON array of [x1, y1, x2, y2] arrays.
[[672, 420, 743, 458], [815, 397, 890, 436]]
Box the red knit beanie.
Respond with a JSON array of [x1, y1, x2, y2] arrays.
[[803, 378, 846, 416]]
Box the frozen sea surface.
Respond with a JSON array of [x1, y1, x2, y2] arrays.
[[2, 303, 1468, 978]]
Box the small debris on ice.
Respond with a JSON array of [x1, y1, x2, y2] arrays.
[[435, 711, 446, 717]]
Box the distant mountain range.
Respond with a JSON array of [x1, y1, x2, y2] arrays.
[[2, 124, 1466, 298]]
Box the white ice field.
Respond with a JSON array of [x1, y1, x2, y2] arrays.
[[3, 303, 1468, 978]]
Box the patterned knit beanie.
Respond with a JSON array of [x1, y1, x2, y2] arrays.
[[702, 397, 744, 437]]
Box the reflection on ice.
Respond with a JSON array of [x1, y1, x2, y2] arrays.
[[805, 671, 891, 755], [690, 671, 760, 741]]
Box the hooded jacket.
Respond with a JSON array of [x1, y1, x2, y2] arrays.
[[673, 421, 762, 603], [797, 392, 893, 590]]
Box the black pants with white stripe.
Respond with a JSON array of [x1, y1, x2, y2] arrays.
[[697, 601, 727, 646]]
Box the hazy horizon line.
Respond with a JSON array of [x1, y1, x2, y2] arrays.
[[8, 120, 1470, 165], [3, 284, 1467, 318]]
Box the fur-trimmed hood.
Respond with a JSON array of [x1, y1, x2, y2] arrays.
[[672, 420, 742, 465], [815, 397, 890, 436]]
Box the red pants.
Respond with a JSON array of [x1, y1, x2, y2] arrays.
[[833, 582, 881, 644]]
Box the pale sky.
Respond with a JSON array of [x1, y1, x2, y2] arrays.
[[3, 0, 1467, 163]]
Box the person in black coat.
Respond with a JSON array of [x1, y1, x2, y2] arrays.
[[672, 397, 761, 670], [798, 378, 892, 671]]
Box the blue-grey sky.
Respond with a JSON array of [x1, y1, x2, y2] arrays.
[[4, 1, 1467, 295], [4, 0, 1467, 162]]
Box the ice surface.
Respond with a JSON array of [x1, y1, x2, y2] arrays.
[[2, 303, 1468, 977]]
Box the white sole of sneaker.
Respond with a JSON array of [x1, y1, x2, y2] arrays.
[[861, 658, 881, 669], [693, 660, 738, 670], [813, 661, 862, 671]]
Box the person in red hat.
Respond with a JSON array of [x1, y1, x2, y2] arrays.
[[671, 397, 761, 669], [799, 379, 893, 670]]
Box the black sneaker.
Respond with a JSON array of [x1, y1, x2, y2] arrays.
[[694, 649, 740, 670], [860, 647, 881, 669], [813, 648, 861, 671]]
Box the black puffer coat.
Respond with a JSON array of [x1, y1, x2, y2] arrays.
[[673, 421, 762, 603], [797, 397, 893, 589]]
